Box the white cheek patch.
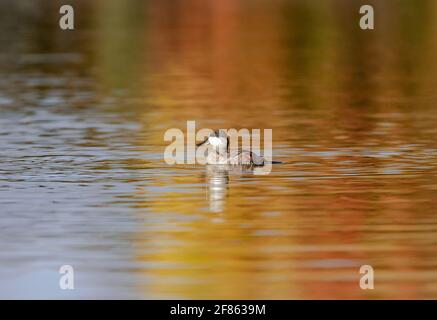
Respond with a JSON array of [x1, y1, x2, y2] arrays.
[[209, 137, 222, 146]]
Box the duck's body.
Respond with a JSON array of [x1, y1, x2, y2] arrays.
[[197, 130, 265, 166], [206, 149, 264, 165]]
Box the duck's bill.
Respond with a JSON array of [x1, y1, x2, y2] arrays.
[[196, 138, 210, 147]]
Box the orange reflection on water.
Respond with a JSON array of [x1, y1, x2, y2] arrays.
[[1, 0, 437, 299]]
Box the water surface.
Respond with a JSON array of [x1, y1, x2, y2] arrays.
[[1, 0, 437, 299]]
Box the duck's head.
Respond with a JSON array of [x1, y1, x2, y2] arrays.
[[197, 129, 229, 154]]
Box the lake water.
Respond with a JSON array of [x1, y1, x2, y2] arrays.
[[1, 0, 437, 299]]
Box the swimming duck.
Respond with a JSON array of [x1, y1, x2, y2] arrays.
[[196, 130, 265, 166]]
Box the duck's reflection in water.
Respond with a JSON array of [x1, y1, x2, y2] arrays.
[[206, 165, 230, 213], [206, 165, 271, 213]]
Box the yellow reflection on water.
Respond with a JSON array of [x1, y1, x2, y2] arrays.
[[3, 0, 437, 299], [120, 0, 437, 299]]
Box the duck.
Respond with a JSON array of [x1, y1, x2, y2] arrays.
[[196, 130, 265, 166]]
